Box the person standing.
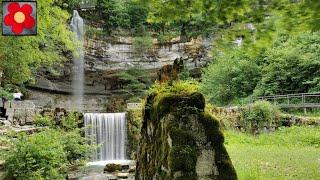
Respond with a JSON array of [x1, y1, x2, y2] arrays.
[[13, 91, 23, 101]]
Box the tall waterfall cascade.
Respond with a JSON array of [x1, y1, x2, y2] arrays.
[[70, 10, 85, 111], [84, 113, 127, 161]]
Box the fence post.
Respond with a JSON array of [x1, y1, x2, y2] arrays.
[[302, 94, 307, 114]]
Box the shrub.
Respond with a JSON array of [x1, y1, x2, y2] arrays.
[[5, 128, 91, 180], [33, 115, 54, 127], [60, 112, 80, 131], [148, 80, 199, 95], [118, 67, 151, 95], [5, 130, 67, 180], [157, 31, 179, 44], [133, 35, 153, 56], [254, 32, 320, 95], [200, 50, 261, 106], [240, 100, 280, 133]]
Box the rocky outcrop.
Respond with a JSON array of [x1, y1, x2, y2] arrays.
[[136, 92, 237, 179], [30, 36, 211, 94]]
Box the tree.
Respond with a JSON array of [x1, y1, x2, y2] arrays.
[[200, 50, 261, 105], [0, 0, 75, 85], [139, 0, 204, 41], [97, 0, 129, 35], [254, 32, 320, 95]]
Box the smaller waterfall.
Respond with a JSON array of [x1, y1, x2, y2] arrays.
[[84, 113, 127, 161], [70, 10, 85, 111]]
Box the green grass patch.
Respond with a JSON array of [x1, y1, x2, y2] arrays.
[[225, 126, 320, 179]]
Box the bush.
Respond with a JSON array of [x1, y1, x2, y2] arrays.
[[33, 115, 54, 127], [254, 32, 320, 95], [5, 128, 91, 180], [118, 67, 151, 95], [133, 35, 153, 56], [200, 50, 261, 106], [5, 130, 67, 180], [240, 101, 280, 133], [157, 31, 179, 44], [61, 129, 92, 164], [60, 112, 80, 131], [148, 80, 199, 95]]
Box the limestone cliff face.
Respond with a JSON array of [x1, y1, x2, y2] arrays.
[[27, 36, 212, 110], [31, 36, 212, 95], [136, 92, 237, 179]]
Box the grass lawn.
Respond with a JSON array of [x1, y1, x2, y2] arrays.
[[224, 126, 320, 180]]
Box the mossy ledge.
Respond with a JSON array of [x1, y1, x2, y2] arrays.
[[136, 91, 237, 179]]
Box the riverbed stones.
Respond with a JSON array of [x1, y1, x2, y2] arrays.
[[104, 164, 122, 173], [136, 92, 237, 179]]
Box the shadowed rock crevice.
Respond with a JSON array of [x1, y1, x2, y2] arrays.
[[136, 92, 237, 179]]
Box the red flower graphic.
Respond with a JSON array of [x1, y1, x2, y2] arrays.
[[4, 2, 35, 35]]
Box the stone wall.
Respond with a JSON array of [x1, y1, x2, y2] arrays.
[[2, 101, 38, 126], [135, 92, 237, 179]]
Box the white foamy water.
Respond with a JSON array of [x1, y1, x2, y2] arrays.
[[71, 10, 85, 111], [84, 113, 127, 161]]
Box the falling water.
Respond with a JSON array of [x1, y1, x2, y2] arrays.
[[70, 10, 85, 111], [84, 113, 127, 161]]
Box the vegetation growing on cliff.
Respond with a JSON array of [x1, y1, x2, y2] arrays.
[[0, 0, 75, 85]]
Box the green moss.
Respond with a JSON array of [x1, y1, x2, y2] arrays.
[[198, 112, 225, 146], [170, 146, 197, 178], [127, 110, 143, 159], [170, 128, 196, 147], [137, 86, 237, 179], [146, 92, 205, 122]]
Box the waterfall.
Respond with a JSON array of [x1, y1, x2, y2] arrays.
[[70, 10, 85, 111], [84, 113, 127, 161]]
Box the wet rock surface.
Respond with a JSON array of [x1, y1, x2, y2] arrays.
[[68, 161, 135, 180], [136, 92, 237, 179]]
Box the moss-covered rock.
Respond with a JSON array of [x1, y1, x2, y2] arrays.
[[136, 92, 237, 179]]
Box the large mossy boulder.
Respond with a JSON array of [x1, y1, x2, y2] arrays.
[[136, 92, 237, 179]]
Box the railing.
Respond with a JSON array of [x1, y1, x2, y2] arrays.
[[252, 92, 320, 109]]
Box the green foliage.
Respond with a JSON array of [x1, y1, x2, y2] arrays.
[[61, 129, 92, 163], [148, 80, 199, 95], [200, 50, 261, 106], [0, 0, 75, 85], [33, 115, 54, 127], [240, 101, 280, 132], [118, 67, 151, 95], [157, 31, 179, 44], [5, 129, 67, 180], [140, 0, 207, 40], [132, 35, 153, 56], [178, 67, 191, 81], [97, 0, 147, 35], [0, 87, 13, 100], [60, 112, 80, 131], [98, 0, 129, 35], [254, 32, 320, 95], [86, 26, 104, 39], [5, 128, 90, 180], [127, 109, 143, 159]]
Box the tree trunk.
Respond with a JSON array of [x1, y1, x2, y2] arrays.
[[180, 22, 188, 42]]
